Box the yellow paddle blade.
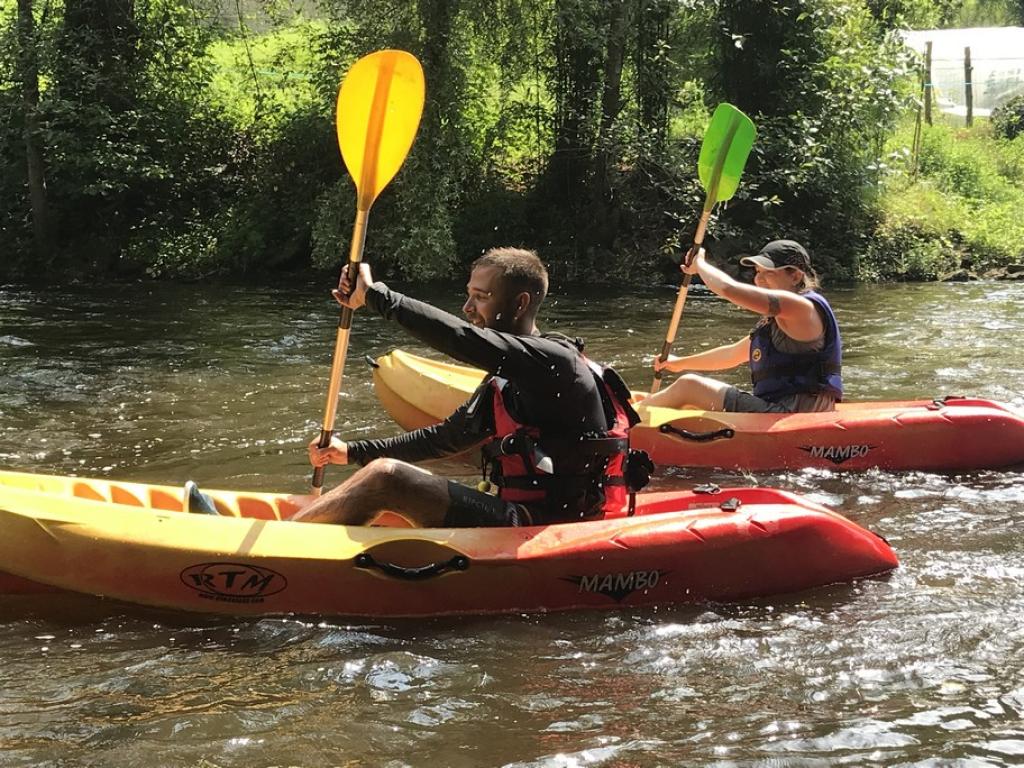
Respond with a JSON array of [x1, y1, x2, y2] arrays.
[[336, 50, 425, 212]]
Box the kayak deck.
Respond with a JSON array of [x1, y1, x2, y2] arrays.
[[0, 469, 304, 519]]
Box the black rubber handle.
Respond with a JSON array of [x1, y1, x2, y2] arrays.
[[658, 424, 735, 443], [354, 552, 470, 581], [311, 428, 332, 490]]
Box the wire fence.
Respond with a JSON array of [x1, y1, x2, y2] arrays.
[[903, 27, 1024, 121]]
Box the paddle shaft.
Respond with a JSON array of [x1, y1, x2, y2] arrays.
[[311, 209, 369, 492], [650, 115, 742, 394], [650, 211, 709, 394]]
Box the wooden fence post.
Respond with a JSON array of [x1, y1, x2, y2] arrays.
[[964, 46, 973, 127]]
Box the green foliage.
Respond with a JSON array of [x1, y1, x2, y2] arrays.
[[865, 0, 962, 28], [215, 108, 338, 276], [991, 95, 1024, 140], [123, 217, 223, 279], [864, 122, 1024, 279], [992, 129, 1024, 183], [867, 0, 1023, 27], [207, 21, 325, 128], [0, 93, 32, 272], [863, 218, 959, 281], [917, 124, 1021, 205], [6, 0, 1012, 285], [711, 0, 916, 275], [1, 0, 239, 276], [950, 0, 1020, 26], [863, 181, 964, 280]]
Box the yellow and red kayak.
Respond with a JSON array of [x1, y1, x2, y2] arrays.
[[372, 349, 1024, 472], [0, 469, 897, 616]]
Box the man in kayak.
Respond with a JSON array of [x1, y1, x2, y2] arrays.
[[644, 240, 842, 413], [292, 247, 651, 528]]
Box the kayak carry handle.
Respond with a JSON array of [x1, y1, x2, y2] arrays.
[[354, 552, 470, 581], [659, 424, 735, 442]]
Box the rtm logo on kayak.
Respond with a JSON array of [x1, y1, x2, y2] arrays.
[[180, 562, 287, 604], [799, 444, 876, 465], [563, 570, 666, 602]]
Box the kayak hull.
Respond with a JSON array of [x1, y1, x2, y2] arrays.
[[373, 350, 1024, 472], [0, 470, 897, 616], [634, 398, 1024, 471]]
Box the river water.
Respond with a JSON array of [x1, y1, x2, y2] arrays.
[[1, 278, 1023, 767]]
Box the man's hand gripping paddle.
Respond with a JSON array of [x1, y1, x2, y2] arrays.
[[312, 51, 425, 492], [650, 103, 755, 393]]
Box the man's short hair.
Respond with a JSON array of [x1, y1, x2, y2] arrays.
[[471, 247, 549, 307]]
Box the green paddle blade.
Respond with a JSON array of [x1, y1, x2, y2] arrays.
[[697, 103, 756, 205]]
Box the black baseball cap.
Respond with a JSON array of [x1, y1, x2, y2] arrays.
[[739, 240, 813, 272]]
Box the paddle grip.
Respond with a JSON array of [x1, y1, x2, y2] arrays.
[[335, 252, 362, 331], [338, 304, 355, 331], [651, 339, 674, 391], [311, 428, 333, 490]]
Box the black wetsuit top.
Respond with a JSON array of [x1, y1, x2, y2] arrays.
[[346, 283, 608, 465]]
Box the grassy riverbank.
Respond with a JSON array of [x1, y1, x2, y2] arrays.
[[864, 118, 1024, 280]]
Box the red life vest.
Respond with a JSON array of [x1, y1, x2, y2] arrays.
[[483, 359, 640, 522]]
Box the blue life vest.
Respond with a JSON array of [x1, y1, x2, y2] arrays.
[[749, 291, 843, 402]]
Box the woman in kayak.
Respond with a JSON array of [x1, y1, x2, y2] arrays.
[[644, 240, 842, 414]]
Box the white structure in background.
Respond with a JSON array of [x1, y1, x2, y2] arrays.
[[902, 27, 1024, 118]]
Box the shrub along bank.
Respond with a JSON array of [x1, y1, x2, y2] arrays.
[[864, 119, 1024, 281]]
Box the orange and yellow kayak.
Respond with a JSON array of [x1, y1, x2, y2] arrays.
[[0, 469, 897, 616], [372, 349, 1024, 472]]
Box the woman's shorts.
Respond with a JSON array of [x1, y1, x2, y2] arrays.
[[722, 386, 795, 414]]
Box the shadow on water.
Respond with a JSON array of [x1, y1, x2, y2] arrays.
[[0, 573, 884, 635]]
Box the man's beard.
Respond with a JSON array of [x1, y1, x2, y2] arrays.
[[486, 302, 520, 333]]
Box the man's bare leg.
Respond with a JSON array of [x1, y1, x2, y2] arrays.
[[642, 373, 730, 411], [291, 458, 449, 526]]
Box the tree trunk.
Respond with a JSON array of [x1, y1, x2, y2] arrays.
[[17, 0, 55, 264], [636, 0, 671, 149], [549, 0, 605, 198], [593, 0, 631, 217], [598, 0, 630, 146], [413, 0, 460, 269], [418, 0, 459, 157]]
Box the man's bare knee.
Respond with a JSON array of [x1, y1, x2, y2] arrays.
[[362, 458, 431, 493], [364, 457, 402, 478]]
